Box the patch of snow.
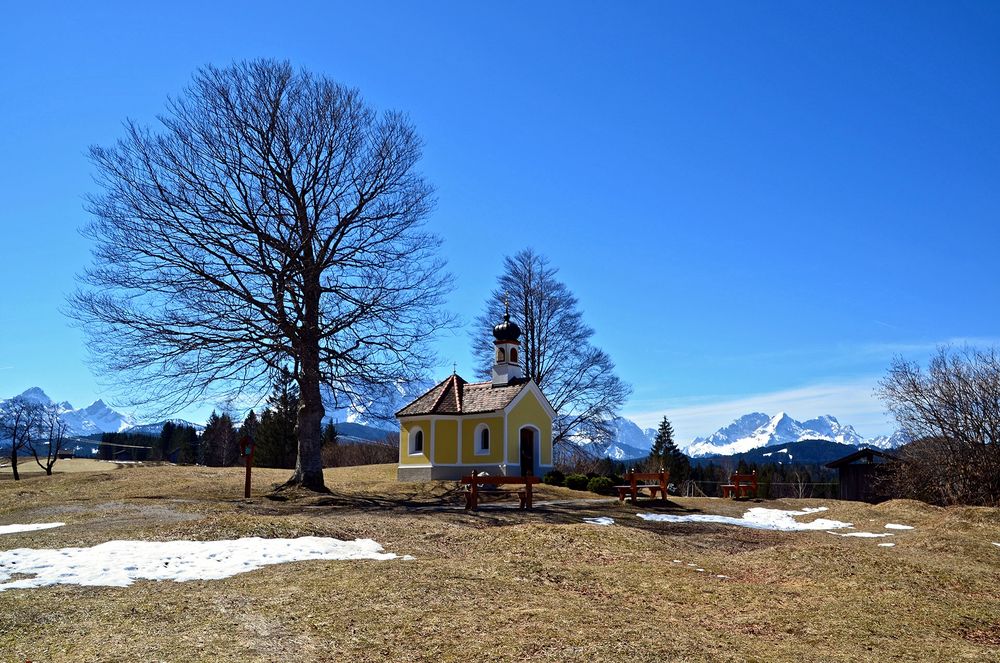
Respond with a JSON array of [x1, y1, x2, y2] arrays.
[[0, 523, 64, 536], [716, 574, 729, 579], [827, 531, 894, 538], [878, 543, 896, 547], [0, 536, 408, 591], [582, 517, 615, 526], [637, 506, 852, 532], [884, 523, 913, 530], [992, 542, 1000, 548]]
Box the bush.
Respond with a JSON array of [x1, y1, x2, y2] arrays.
[[543, 469, 565, 486], [587, 476, 615, 495], [565, 473, 589, 491]]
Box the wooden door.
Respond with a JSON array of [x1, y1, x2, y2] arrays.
[[519, 428, 535, 476]]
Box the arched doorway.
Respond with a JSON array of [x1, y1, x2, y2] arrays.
[[519, 427, 536, 476]]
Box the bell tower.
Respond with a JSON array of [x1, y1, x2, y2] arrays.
[[491, 298, 523, 387]]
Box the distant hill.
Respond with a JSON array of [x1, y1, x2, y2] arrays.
[[691, 439, 862, 467], [331, 422, 395, 444]]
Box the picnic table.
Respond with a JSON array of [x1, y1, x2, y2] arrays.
[[722, 471, 758, 498], [461, 471, 541, 510], [614, 470, 670, 503]]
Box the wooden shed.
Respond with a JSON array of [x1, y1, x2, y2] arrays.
[[826, 448, 897, 503]]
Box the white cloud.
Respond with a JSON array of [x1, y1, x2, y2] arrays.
[[625, 377, 894, 443]]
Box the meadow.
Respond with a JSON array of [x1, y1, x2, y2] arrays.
[[0, 462, 998, 662]]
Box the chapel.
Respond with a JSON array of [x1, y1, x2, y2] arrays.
[[395, 305, 555, 481]]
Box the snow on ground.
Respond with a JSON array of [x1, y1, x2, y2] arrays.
[[993, 542, 1000, 548], [884, 523, 914, 530], [0, 537, 411, 592], [582, 517, 615, 526], [878, 543, 896, 547], [0, 523, 65, 536], [827, 531, 894, 538], [637, 506, 852, 532]]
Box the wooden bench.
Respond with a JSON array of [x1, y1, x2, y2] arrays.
[[722, 471, 758, 499], [461, 471, 541, 510], [614, 470, 670, 503]]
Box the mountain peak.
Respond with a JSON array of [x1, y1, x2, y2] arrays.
[[2, 389, 134, 436], [17, 387, 53, 405], [684, 411, 885, 457]]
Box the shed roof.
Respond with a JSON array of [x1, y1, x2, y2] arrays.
[[825, 447, 897, 469], [395, 374, 531, 417]]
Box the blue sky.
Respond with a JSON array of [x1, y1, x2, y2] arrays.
[[1, 1, 998, 441]]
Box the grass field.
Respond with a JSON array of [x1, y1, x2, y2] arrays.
[[0, 463, 998, 662]]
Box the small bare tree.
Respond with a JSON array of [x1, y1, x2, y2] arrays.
[[30, 406, 68, 475], [878, 346, 1000, 506], [69, 60, 452, 491], [0, 397, 43, 480], [790, 471, 811, 499], [473, 249, 631, 445]]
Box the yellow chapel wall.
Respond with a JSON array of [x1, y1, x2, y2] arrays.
[[460, 415, 504, 464], [399, 419, 431, 465], [434, 419, 458, 464], [505, 389, 553, 466]]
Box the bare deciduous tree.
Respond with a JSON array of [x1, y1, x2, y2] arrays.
[[877, 346, 1000, 506], [30, 406, 68, 476], [69, 59, 452, 491], [473, 249, 631, 446], [0, 397, 43, 480]]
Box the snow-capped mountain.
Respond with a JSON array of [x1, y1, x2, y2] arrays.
[[684, 412, 880, 458], [571, 417, 656, 460], [1, 388, 135, 436], [865, 430, 910, 450]]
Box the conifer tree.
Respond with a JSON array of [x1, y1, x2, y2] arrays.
[[158, 421, 176, 461], [322, 422, 338, 448], [240, 410, 259, 440], [649, 416, 690, 483], [649, 416, 675, 464], [254, 370, 300, 469], [202, 412, 238, 466]]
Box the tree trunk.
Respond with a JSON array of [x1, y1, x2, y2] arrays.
[[10, 448, 19, 481], [285, 342, 328, 492]]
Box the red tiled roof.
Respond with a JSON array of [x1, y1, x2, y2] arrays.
[[395, 374, 530, 417]]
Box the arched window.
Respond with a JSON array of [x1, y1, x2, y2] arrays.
[[411, 429, 424, 454], [510, 348, 518, 363], [474, 424, 490, 455], [496, 347, 506, 363]]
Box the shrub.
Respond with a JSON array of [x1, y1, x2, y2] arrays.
[[587, 476, 615, 495], [543, 469, 565, 486], [565, 473, 589, 491]]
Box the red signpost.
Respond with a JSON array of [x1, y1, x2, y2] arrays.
[[239, 433, 255, 498]]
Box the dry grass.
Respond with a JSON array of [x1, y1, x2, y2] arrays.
[[1, 463, 999, 662]]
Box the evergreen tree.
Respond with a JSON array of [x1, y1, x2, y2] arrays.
[[650, 416, 690, 483], [158, 421, 176, 461], [649, 416, 675, 465], [173, 424, 199, 464], [322, 422, 338, 448], [254, 370, 299, 469], [202, 412, 239, 466], [240, 410, 260, 441]]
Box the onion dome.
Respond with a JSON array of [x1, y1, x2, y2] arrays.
[[492, 307, 521, 342]]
